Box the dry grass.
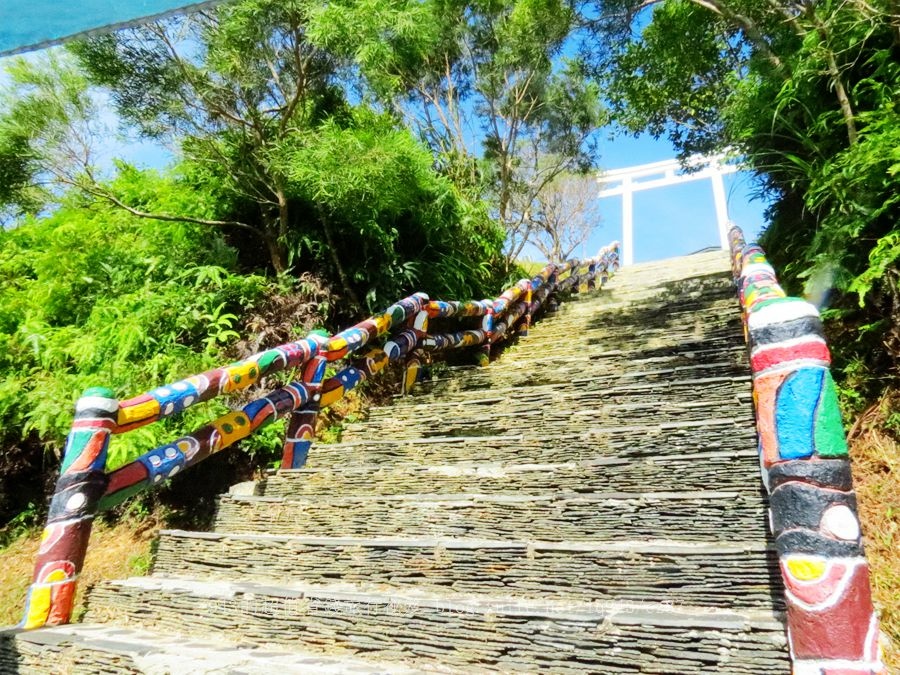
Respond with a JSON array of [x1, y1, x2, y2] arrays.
[[0, 518, 158, 627], [847, 390, 900, 670]]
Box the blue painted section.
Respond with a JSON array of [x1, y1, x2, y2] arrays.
[[0, 1, 216, 56], [288, 440, 312, 469], [775, 368, 823, 460]]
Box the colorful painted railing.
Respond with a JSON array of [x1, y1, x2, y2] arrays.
[[729, 226, 885, 674], [19, 243, 620, 631]]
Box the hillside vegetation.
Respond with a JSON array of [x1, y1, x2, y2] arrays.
[[0, 0, 896, 655]]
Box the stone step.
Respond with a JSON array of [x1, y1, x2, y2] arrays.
[[514, 294, 739, 332], [212, 490, 769, 542], [83, 576, 789, 673], [0, 623, 423, 674], [397, 375, 750, 421], [489, 318, 743, 358], [380, 359, 749, 414], [513, 298, 739, 334], [153, 530, 782, 610], [305, 417, 759, 467], [260, 450, 761, 498], [367, 377, 752, 422], [347, 398, 755, 441]]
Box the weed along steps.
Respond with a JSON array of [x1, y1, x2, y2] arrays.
[[0, 237, 887, 673]]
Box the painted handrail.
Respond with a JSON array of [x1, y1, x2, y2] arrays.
[[20, 242, 620, 630], [728, 226, 885, 674]]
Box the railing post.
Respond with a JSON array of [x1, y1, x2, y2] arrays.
[[21, 387, 118, 629], [729, 226, 885, 674], [587, 261, 597, 291], [280, 355, 327, 469], [518, 282, 534, 337], [546, 265, 561, 313], [403, 309, 429, 395], [478, 306, 493, 367]]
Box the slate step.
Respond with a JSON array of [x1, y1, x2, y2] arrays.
[[347, 397, 755, 441], [153, 530, 782, 610], [213, 490, 769, 542], [0, 623, 422, 674], [306, 417, 759, 467], [383, 359, 749, 411], [486, 318, 743, 360], [260, 451, 761, 498], [410, 344, 747, 391], [372, 376, 752, 421], [510, 296, 740, 338], [83, 577, 789, 673]]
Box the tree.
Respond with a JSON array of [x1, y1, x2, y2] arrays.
[[0, 1, 372, 276], [313, 0, 606, 269], [69, 0, 345, 275], [0, 1, 507, 309], [529, 173, 601, 262]]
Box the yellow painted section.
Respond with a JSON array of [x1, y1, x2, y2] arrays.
[[364, 349, 389, 375], [212, 411, 252, 447], [785, 556, 827, 581], [326, 336, 348, 353], [372, 314, 392, 334], [23, 586, 51, 629], [320, 385, 345, 408], [117, 398, 161, 425], [222, 361, 261, 393], [404, 362, 420, 392]]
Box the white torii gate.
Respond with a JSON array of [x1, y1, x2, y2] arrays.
[[597, 154, 740, 266]]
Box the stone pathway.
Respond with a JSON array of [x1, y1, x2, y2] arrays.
[[0, 250, 790, 673]]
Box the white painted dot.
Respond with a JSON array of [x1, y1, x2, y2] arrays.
[[313, 394, 321, 401], [165, 447, 177, 459], [821, 505, 860, 541], [65, 493, 87, 511], [341, 375, 348, 382], [173, 382, 188, 392], [156, 388, 171, 397], [183, 396, 195, 407], [153, 475, 163, 483], [168, 465, 180, 477], [149, 455, 162, 467], [164, 403, 174, 415]]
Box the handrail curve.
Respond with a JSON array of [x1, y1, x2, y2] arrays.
[[19, 242, 620, 630]]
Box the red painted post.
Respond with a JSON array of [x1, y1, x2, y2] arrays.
[[280, 355, 328, 470], [21, 387, 118, 629]]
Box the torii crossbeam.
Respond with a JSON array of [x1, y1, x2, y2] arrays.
[[598, 154, 740, 266]]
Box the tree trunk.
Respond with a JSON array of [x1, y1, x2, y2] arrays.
[[823, 46, 858, 145], [319, 209, 362, 308], [263, 231, 288, 274]]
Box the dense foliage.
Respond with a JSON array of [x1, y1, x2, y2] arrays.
[[0, 1, 555, 530], [591, 0, 900, 411], [0, 186, 266, 526]]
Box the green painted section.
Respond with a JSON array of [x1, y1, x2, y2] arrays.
[[815, 370, 849, 458]]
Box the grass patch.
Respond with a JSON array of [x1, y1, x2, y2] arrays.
[[848, 389, 900, 669], [0, 517, 158, 627], [517, 259, 548, 276]]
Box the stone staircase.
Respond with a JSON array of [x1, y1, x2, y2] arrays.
[[1, 250, 792, 673]]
